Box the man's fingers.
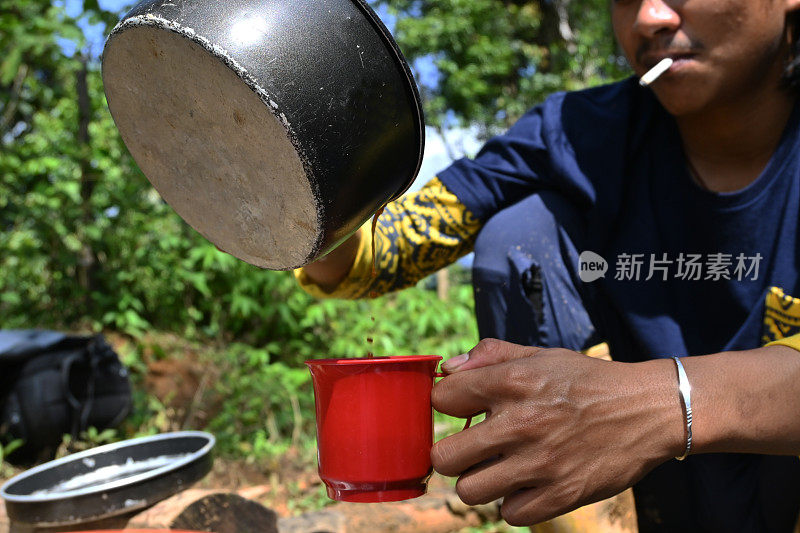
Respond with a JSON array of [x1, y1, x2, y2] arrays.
[[432, 371, 490, 418], [431, 420, 503, 477], [501, 484, 590, 527], [500, 486, 549, 527], [454, 456, 528, 506], [442, 338, 546, 373], [433, 353, 539, 417]]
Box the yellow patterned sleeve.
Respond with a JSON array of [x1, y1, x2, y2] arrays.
[[294, 176, 481, 299], [768, 334, 800, 352], [763, 286, 800, 352]]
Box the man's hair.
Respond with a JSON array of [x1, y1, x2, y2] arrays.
[[784, 11, 800, 90]]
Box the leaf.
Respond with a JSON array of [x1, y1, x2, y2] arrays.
[[0, 46, 22, 85]]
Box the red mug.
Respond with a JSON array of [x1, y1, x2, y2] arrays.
[[305, 355, 447, 503]]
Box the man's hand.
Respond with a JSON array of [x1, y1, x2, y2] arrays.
[[431, 338, 683, 526], [300, 229, 361, 290]]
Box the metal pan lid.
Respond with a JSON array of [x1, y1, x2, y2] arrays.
[[1, 431, 215, 526]]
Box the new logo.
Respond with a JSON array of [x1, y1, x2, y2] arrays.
[[579, 251, 607, 282]]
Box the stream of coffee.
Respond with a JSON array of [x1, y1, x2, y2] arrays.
[[370, 206, 384, 279], [366, 206, 385, 358]]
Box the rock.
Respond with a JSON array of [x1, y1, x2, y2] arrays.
[[128, 489, 279, 533]]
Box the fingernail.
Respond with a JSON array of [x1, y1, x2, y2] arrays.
[[442, 353, 469, 372]]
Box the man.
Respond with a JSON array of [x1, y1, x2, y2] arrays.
[[297, 0, 800, 530]]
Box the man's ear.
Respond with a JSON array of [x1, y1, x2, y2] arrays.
[[788, 0, 800, 14]]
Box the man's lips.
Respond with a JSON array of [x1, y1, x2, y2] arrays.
[[640, 52, 697, 72]]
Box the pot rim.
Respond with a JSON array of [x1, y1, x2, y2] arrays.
[[0, 431, 215, 503], [350, 0, 426, 201]]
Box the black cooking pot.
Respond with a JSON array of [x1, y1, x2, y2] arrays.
[[102, 0, 424, 270]]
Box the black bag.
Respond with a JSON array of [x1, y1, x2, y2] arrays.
[[0, 330, 132, 465]]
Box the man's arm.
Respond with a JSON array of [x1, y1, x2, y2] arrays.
[[682, 344, 800, 455], [294, 177, 481, 299], [301, 230, 361, 292], [432, 339, 800, 526]]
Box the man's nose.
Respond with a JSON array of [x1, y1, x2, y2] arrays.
[[633, 0, 680, 38]]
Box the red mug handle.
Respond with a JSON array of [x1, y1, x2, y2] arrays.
[[434, 371, 472, 430]]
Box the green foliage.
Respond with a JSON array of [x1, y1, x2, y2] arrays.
[[0, 439, 24, 465], [208, 345, 315, 465], [297, 277, 477, 360], [0, 0, 608, 352], [0, 439, 23, 478], [205, 277, 478, 464], [56, 426, 119, 457], [122, 386, 175, 436], [286, 483, 333, 514], [1, 0, 618, 472], [381, 0, 631, 137]]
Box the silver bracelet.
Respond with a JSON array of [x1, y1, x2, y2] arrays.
[[672, 356, 693, 461]]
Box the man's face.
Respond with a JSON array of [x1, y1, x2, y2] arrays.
[[612, 0, 799, 116]]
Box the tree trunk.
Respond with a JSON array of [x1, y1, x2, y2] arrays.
[[75, 55, 97, 315], [436, 269, 449, 301]]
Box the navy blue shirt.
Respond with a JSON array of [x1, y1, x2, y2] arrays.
[[439, 77, 800, 363]]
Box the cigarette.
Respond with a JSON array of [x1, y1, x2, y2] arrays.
[[639, 58, 674, 87]]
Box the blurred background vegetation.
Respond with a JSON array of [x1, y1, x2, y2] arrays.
[[0, 0, 627, 522]]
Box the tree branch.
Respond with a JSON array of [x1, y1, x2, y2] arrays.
[[76, 55, 97, 307], [1, 63, 29, 136]]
